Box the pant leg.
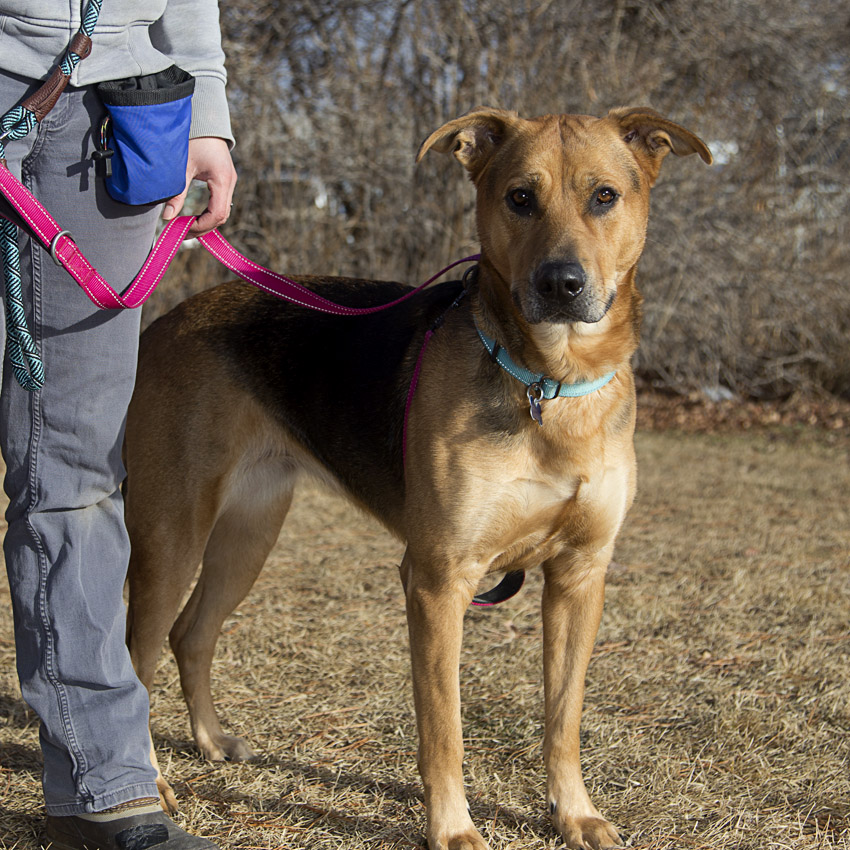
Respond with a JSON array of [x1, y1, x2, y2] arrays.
[[0, 71, 162, 814]]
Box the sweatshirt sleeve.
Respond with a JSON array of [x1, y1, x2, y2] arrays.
[[149, 0, 234, 146]]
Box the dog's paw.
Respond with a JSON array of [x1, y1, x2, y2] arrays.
[[427, 811, 490, 850], [427, 828, 490, 850], [552, 808, 622, 850], [198, 732, 256, 763], [156, 775, 180, 815]]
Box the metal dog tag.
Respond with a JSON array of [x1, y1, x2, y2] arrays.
[[527, 383, 544, 426]]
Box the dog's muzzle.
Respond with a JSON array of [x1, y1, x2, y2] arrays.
[[527, 260, 611, 324]]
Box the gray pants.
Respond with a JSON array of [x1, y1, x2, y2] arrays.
[[1, 70, 161, 814]]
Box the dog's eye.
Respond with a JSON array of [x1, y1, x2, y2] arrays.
[[593, 187, 618, 211], [508, 188, 534, 213]]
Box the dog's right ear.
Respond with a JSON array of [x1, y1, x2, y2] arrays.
[[416, 107, 519, 176]]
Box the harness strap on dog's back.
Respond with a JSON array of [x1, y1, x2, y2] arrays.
[[402, 279, 470, 466], [402, 272, 525, 610]]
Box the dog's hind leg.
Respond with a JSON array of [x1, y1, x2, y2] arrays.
[[127, 512, 217, 692], [168, 476, 294, 763], [125, 484, 222, 812]]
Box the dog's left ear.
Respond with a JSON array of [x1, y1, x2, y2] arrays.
[[609, 107, 713, 185], [416, 107, 520, 177]]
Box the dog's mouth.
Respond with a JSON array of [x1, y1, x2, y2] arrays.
[[516, 286, 617, 326]]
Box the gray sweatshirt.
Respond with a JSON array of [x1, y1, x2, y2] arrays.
[[0, 0, 233, 143]]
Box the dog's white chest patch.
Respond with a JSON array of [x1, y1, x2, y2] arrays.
[[574, 462, 630, 545]]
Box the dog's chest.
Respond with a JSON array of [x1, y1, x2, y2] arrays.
[[460, 449, 632, 573]]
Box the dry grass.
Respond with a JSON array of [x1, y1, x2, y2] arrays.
[[1, 426, 848, 849]]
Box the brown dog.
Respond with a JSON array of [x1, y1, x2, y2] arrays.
[[124, 107, 711, 850]]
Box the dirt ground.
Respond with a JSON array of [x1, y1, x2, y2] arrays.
[[0, 423, 848, 849]]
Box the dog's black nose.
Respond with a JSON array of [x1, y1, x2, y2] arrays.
[[534, 261, 586, 300]]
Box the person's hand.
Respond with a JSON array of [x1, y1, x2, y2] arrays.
[[162, 136, 237, 237]]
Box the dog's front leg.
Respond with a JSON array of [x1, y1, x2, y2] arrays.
[[542, 550, 622, 850], [402, 551, 489, 850]]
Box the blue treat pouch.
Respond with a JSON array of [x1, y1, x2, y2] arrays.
[[96, 66, 195, 205]]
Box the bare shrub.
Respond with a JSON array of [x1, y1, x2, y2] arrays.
[[148, 0, 850, 400]]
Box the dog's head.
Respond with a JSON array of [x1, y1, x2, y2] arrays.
[[418, 107, 711, 328]]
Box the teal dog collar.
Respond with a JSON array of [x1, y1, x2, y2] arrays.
[[475, 323, 616, 425]]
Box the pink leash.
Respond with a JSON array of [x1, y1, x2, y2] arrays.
[[0, 161, 523, 608], [0, 162, 477, 316]]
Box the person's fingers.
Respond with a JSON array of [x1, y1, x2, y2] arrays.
[[161, 188, 188, 222], [187, 175, 236, 236], [183, 137, 237, 237]]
